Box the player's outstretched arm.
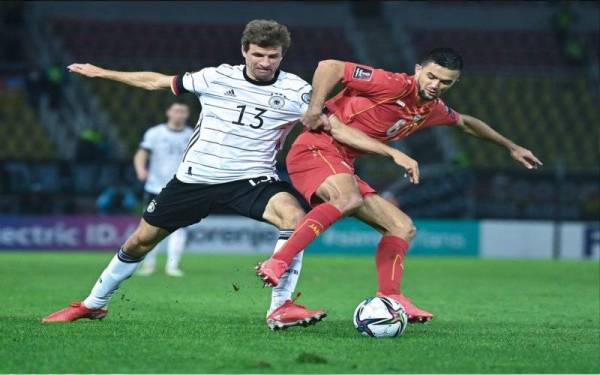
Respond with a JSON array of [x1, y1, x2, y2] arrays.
[[301, 59, 345, 131], [458, 113, 543, 170], [329, 115, 419, 184], [67, 63, 174, 91]]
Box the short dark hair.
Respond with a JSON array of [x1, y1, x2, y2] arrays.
[[241, 19, 291, 54], [420, 48, 463, 71]]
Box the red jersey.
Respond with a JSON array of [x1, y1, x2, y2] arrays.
[[295, 62, 461, 160]]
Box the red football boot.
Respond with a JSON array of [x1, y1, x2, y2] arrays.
[[42, 301, 108, 323], [377, 293, 433, 323], [266, 293, 327, 330], [255, 258, 288, 287]]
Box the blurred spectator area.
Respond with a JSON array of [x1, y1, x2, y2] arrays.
[[390, 167, 600, 221], [0, 91, 57, 160], [2, 159, 597, 220], [50, 19, 356, 157], [83, 77, 202, 158], [0, 2, 25, 66], [0, 160, 137, 214], [404, 27, 599, 172], [2, 3, 597, 219], [410, 29, 599, 68], [444, 73, 599, 171], [0, 2, 54, 161], [51, 19, 354, 69]]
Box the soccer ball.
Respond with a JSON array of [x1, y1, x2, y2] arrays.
[[353, 296, 408, 338]]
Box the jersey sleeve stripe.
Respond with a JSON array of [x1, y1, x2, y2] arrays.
[[172, 75, 186, 96]]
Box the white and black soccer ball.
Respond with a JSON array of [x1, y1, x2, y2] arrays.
[[353, 296, 408, 338]]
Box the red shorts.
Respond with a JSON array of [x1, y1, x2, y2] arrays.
[[286, 133, 376, 206]]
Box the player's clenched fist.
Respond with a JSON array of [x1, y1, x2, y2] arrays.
[[67, 63, 106, 78], [301, 108, 331, 131], [389, 149, 420, 184]]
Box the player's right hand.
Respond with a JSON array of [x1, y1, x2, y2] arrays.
[[390, 150, 420, 184], [301, 108, 331, 131], [67, 63, 105, 78]]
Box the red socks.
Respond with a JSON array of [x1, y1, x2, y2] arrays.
[[272, 204, 410, 297], [273, 203, 342, 265], [375, 235, 410, 295]]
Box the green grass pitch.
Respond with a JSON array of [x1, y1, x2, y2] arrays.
[[1, 252, 598, 373]]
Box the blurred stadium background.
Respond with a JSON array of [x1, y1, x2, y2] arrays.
[[0, 1, 598, 259]]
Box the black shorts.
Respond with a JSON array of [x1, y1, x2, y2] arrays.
[[142, 176, 308, 232]]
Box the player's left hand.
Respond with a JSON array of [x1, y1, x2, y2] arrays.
[[510, 145, 543, 170]]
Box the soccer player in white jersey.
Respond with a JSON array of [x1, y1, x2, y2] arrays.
[[43, 20, 417, 330], [134, 102, 193, 277]]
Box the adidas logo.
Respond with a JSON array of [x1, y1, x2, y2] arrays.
[[224, 89, 236, 97]]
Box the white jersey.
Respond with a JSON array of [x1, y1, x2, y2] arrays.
[[172, 64, 311, 184], [140, 124, 194, 194]]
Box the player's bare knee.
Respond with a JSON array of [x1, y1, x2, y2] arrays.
[[397, 221, 416, 242], [405, 222, 417, 241], [387, 217, 416, 241]]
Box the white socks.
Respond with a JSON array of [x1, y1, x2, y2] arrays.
[[269, 229, 304, 314], [83, 230, 294, 312], [166, 228, 187, 271], [83, 248, 144, 309]]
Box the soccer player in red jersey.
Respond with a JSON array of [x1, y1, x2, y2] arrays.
[[257, 48, 543, 322]]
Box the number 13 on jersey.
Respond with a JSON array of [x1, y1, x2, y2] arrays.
[[232, 105, 267, 129]]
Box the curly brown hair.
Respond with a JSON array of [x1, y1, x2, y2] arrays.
[[241, 19, 291, 54]]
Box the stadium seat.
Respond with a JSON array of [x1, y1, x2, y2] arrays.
[[0, 91, 57, 160], [444, 74, 597, 170]]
